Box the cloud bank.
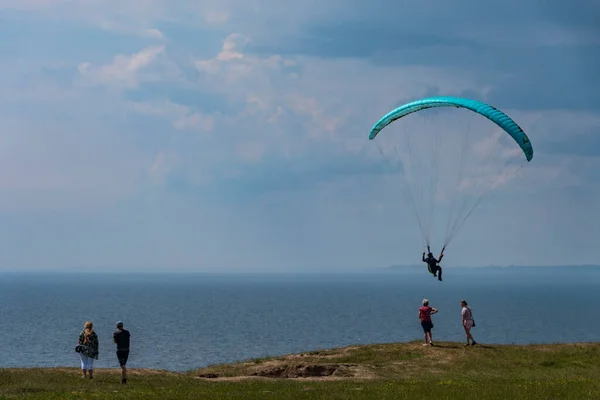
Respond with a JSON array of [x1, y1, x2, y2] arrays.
[[0, 0, 598, 270]]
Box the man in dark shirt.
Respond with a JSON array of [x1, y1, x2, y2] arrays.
[[422, 247, 444, 281], [113, 321, 131, 384]]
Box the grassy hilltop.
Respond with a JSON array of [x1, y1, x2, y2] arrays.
[[1, 341, 599, 399]]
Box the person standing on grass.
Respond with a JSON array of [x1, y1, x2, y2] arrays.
[[77, 321, 99, 379], [460, 300, 477, 346], [113, 321, 131, 384], [418, 299, 438, 346]]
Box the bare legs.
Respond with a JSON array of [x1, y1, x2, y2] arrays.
[[463, 324, 476, 345], [423, 331, 433, 346], [80, 354, 94, 379]]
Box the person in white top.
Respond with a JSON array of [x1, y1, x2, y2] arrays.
[[460, 300, 477, 346]]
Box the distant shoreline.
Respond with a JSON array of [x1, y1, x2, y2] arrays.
[[386, 264, 600, 269], [0, 264, 598, 275]]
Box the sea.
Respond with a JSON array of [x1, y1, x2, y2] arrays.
[[0, 266, 598, 372]]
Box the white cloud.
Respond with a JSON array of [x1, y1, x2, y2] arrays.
[[2, 2, 598, 269], [127, 100, 214, 133], [184, 32, 499, 171], [94, 18, 165, 40], [193, 33, 296, 83], [76, 45, 170, 89], [194, 34, 247, 73]]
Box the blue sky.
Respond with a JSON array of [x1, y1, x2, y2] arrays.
[[0, 0, 598, 271]]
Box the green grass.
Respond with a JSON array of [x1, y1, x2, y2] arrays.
[[1, 342, 599, 399]]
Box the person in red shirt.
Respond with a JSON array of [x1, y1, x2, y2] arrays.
[[418, 299, 438, 346]]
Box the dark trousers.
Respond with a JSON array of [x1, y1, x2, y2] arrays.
[[428, 265, 442, 280]]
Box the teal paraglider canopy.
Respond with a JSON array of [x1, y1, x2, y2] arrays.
[[368, 96, 534, 251], [369, 96, 533, 162]]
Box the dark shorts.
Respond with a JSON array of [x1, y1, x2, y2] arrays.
[[421, 321, 434, 333], [427, 265, 439, 274], [117, 350, 129, 366]]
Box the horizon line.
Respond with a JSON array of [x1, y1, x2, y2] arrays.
[[0, 264, 599, 274]]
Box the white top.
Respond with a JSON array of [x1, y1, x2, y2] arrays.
[[461, 306, 473, 321]]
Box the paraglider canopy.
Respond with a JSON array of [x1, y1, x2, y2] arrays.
[[369, 96, 534, 251], [370, 96, 533, 162]]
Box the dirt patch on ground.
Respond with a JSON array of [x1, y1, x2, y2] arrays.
[[197, 362, 373, 380], [251, 363, 355, 378], [283, 346, 362, 360]]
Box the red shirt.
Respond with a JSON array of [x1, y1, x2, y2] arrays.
[[419, 306, 433, 322]]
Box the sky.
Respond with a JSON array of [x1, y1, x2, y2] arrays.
[[0, 0, 598, 271]]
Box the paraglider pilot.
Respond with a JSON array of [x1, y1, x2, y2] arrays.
[[422, 246, 443, 281]]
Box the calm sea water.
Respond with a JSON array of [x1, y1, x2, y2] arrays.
[[0, 267, 598, 371]]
